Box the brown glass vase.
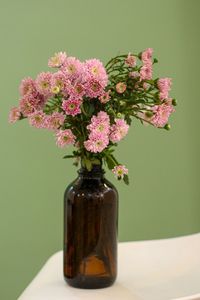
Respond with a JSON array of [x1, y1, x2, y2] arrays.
[[63, 164, 118, 289]]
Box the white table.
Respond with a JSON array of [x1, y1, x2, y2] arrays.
[[18, 233, 200, 300]]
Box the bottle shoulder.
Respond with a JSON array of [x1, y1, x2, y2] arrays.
[[64, 176, 118, 202]]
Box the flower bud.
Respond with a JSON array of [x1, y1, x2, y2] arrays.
[[145, 111, 154, 118], [164, 124, 171, 130], [172, 99, 177, 106], [116, 113, 122, 118]]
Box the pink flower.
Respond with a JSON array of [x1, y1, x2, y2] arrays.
[[19, 77, 37, 97], [56, 129, 76, 147], [35, 72, 53, 97], [48, 52, 67, 68], [87, 111, 110, 135], [68, 83, 85, 99], [61, 56, 83, 81], [84, 78, 104, 98], [19, 96, 40, 116], [141, 48, 153, 64], [99, 91, 111, 103], [157, 78, 172, 100], [140, 64, 152, 80], [110, 119, 129, 143], [125, 53, 137, 67], [112, 165, 128, 179], [84, 58, 108, 86], [150, 100, 175, 127], [51, 71, 67, 92], [116, 82, 127, 94], [8, 107, 21, 123], [62, 98, 82, 116], [129, 71, 140, 79], [45, 112, 65, 130], [28, 111, 46, 128], [84, 133, 109, 153]]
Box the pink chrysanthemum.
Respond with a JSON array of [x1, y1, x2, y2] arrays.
[[84, 58, 108, 86], [99, 91, 111, 103], [19, 77, 37, 97], [28, 111, 46, 128], [141, 48, 153, 64], [84, 133, 109, 153], [62, 98, 82, 116], [129, 71, 140, 79], [68, 83, 85, 99], [84, 78, 104, 98], [140, 64, 152, 80], [157, 78, 172, 100], [112, 165, 128, 179], [35, 72, 53, 97], [150, 100, 175, 127], [110, 119, 129, 143], [51, 71, 67, 92], [8, 107, 21, 123], [45, 112, 65, 130], [48, 52, 67, 68], [125, 53, 137, 67], [116, 82, 127, 94], [19, 96, 40, 117], [87, 111, 110, 135], [61, 56, 83, 81], [56, 129, 76, 148]]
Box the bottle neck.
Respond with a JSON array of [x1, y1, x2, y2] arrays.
[[78, 162, 105, 179]]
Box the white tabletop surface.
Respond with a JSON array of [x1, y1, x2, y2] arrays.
[[18, 233, 200, 300]]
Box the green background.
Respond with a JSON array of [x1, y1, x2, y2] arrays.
[[0, 0, 199, 299]]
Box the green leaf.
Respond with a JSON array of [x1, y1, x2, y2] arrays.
[[123, 174, 130, 185], [63, 155, 75, 159], [85, 159, 92, 171], [91, 158, 101, 165]]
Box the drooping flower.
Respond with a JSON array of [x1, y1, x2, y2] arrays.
[[48, 52, 67, 68], [84, 58, 108, 86], [19, 77, 37, 97], [62, 98, 82, 116], [84, 132, 109, 153], [141, 48, 153, 64], [116, 82, 127, 94], [28, 111, 46, 128], [8, 107, 21, 123], [45, 112, 65, 130], [112, 165, 128, 179], [140, 64, 152, 80], [61, 56, 83, 81], [125, 53, 137, 67], [35, 72, 53, 97], [55, 129, 76, 147], [150, 99, 175, 127], [110, 119, 129, 143], [157, 78, 172, 100], [84, 78, 104, 98], [99, 90, 111, 103]]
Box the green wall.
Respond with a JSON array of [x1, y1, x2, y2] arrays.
[[0, 0, 200, 299]]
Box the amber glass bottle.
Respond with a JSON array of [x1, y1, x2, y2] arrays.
[[63, 163, 118, 289]]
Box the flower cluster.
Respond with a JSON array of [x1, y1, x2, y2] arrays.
[[9, 49, 176, 184]]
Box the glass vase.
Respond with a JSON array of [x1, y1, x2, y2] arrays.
[[63, 164, 118, 289]]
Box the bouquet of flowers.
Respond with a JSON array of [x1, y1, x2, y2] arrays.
[[9, 49, 176, 184]]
